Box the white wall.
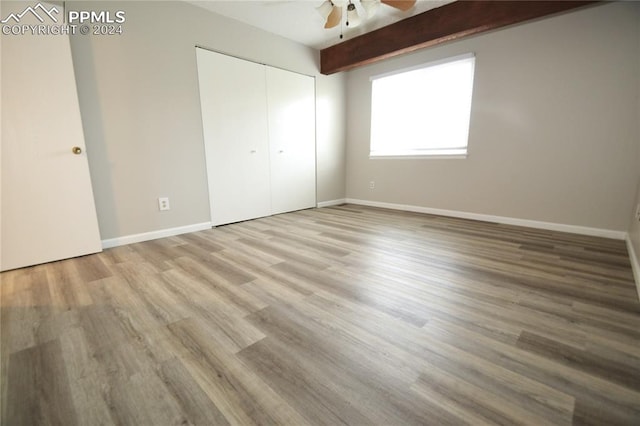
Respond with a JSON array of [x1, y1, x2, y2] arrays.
[[345, 2, 640, 233], [69, 1, 346, 240]]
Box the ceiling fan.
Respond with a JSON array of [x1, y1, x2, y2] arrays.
[[317, 0, 417, 29]]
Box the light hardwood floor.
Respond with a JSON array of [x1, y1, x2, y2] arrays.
[[2, 204, 640, 425]]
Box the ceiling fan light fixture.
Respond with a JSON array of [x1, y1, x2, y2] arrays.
[[324, 4, 342, 28], [360, 0, 381, 19], [316, 1, 334, 20], [380, 0, 417, 12], [320, 0, 414, 36], [346, 2, 361, 28]]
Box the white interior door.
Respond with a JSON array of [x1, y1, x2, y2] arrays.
[[1, 1, 102, 271], [266, 67, 316, 215], [196, 48, 271, 226]]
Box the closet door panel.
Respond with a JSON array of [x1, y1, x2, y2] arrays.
[[196, 49, 271, 226], [266, 67, 316, 215]]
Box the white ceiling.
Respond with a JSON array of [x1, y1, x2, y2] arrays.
[[187, 0, 455, 50]]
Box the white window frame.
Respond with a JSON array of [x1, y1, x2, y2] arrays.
[[369, 53, 476, 159]]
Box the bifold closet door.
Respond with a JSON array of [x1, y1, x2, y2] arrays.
[[196, 48, 271, 226], [266, 67, 316, 215]]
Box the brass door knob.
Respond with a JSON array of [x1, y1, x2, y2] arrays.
[[72, 146, 82, 155]]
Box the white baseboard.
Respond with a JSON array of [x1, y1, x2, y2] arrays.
[[101, 222, 212, 249], [345, 198, 627, 240], [317, 198, 347, 208], [625, 236, 640, 301]]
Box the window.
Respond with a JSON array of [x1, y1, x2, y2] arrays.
[[370, 53, 476, 158]]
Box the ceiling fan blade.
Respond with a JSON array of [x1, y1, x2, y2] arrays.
[[381, 0, 417, 12], [325, 5, 342, 29]]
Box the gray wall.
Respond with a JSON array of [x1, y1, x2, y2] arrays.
[[630, 181, 640, 288], [345, 2, 640, 232], [70, 1, 346, 240], [628, 6, 640, 288], [317, 71, 347, 204]]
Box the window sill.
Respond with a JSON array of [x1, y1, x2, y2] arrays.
[[369, 150, 467, 160]]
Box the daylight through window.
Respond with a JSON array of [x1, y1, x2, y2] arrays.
[[370, 53, 476, 158]]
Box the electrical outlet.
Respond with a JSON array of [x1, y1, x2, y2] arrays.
[[369, 181, 375, 190], [158, 197, 170, 211]]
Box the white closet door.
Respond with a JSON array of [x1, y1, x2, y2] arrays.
[[196, 48, 271, 226], [1, 1, 102, 271], [266, 67, 316, 215]]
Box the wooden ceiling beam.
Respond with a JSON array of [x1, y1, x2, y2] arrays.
[[320, 0, 600, 75]]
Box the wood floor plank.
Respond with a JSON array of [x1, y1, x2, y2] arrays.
[[154, 270, 266, 353], [67, 373, 117, 426], [2, 204, 639, 425], [73, 254, 113, 283], [411, 365, 559, 426], [175, 231, 226, 253], [272, 260, 432, 327], [104, 368, 189, 426], [44, 259, 94, 311], [158, 357, 231, 426], [572, 397, 639, 426], [516, 330, 640, 391], [169, 256, 267, 315], [165, 317, 308, 425], [5, 339, 77, 425], [241, 307, 461, 425], [236, 237, 332, 272], [186, 252, 257, 285], [424, 317, 640, 422], [238, 338, 374, 426]]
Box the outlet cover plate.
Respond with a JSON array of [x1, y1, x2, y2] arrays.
[[158, 197, 170, 211]]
